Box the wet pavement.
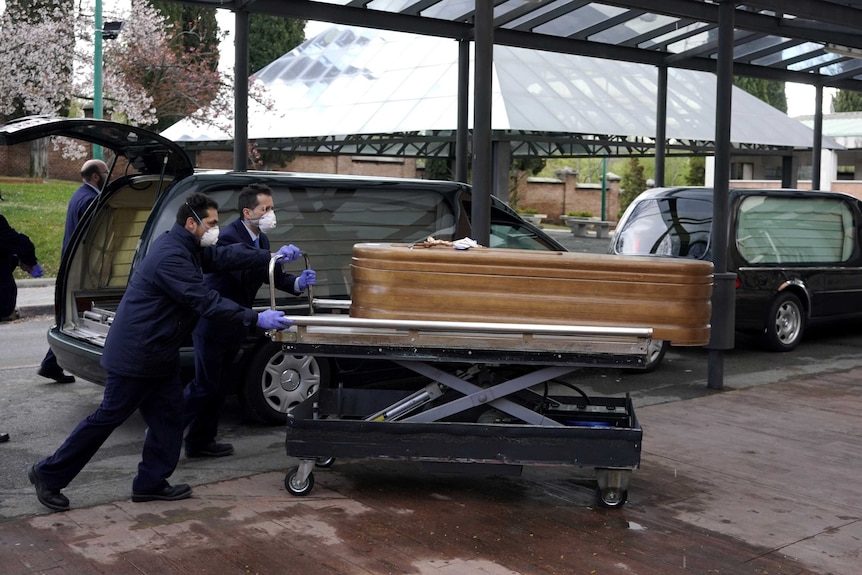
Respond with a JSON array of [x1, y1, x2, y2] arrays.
[[3, 229, 860, 574], [5, 367, 858, 574]]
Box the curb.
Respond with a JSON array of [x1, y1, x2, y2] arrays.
[[18, 304, 54, 319], [15, 277, 56, 289]]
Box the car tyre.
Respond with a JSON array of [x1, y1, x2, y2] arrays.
[[641, 339, 668, 372], [240, 341, 330, 425], [762, 291, 805, 352]]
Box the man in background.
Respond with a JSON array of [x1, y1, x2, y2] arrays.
[[183, 183, 315, 458], [37, 159, 108, 384], [1, 191, 44, 443], [0, 191, 44, 320]]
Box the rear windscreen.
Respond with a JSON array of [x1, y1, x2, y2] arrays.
[[150, 185, 457, 303], [613, 197, 712, 259]]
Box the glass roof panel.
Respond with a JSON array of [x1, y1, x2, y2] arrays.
[[752, 42, 824, 66], [811, 59, 862, 76], [787, 53, 844, 72], [732, 36, 792, 59], [365, 0, 413, 12], [667, 29, 714, 54], [639, 21, 710, 49], [503, 0, 591, 31], [418, 0, 475, 20], [534, 4, 626, 37], [591, 14, 677, 44]]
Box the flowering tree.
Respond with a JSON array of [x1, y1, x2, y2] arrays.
[[0, 0, 74, 121]]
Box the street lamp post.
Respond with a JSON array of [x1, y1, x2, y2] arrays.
[[92, 0, 123, 161], [93, 0, 104, 159]]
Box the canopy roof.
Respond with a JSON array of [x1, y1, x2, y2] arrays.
[[175, 0, 862, 90], [163, 25, 830, 157]]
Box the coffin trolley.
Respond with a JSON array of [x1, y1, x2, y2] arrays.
[[268, 243, 712, 508], [270, 315, 649, 508]]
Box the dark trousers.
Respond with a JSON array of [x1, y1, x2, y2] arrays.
[[36, 370, 184, 493], [0, 262, 16, 318], [40, 348, 59, 372], [182, 332, 241, 451]]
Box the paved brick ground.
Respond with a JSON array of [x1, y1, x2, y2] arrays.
[[3, 370, 859, 575]]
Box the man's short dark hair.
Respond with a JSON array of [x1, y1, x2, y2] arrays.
[[177, 192, 218, 226], [238, 183, 273, 218]]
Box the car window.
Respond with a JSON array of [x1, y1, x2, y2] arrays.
[[614, 197, 712, 259], [489, 221, 559, 250], [736, 196, 856, 264], [151, 185, 458, 304]]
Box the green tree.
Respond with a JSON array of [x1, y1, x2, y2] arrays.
[[509, 158, 546, 208], [423, 158, 452, 181], [618, 157, 647, 217], [832, 90, 862, 112], [150, 0, 220, 70], [249, 15, 305, 74], [734, 76, 787, 113], [686, 157, 706, 186]]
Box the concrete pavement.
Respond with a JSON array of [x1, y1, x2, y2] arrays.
[[3, 229, 860, 574]]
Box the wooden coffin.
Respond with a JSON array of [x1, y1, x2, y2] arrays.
[[350, 243, 714, 346]]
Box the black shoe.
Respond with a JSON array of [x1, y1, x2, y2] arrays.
[[37, 367, 75, 384], [131, 483, 192, 503], [186, 442, 234, 458], [0, 432, 9, 443], [28, 465, 70, 512]]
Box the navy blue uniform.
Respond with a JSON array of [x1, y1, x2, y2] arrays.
[[183, 218, 297, 450], [35, 223, 272, 494], [0, 213, 38, 318], [41, 182, 99, 374]]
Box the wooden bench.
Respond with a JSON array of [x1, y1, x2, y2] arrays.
[[568, 218, 614, 239]]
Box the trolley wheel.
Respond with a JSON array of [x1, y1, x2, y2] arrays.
[[597, 487, 628, 508], [284, 467, 315, 496], [315, 457, 336, 468]]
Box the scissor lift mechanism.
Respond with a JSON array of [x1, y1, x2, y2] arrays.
[[269, 313, 650, 508]]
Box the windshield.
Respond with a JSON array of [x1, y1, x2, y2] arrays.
[[614, 197, 712, 259]]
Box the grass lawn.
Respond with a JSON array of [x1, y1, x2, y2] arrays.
[[1, 178, 79, 279]]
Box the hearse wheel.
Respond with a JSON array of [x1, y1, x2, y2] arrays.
[[641, 339, 668, 373], [762, 292, 805, 352], [240, 341, 330, 425]]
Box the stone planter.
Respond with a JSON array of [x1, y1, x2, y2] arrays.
[[521, 213, 547, 225]]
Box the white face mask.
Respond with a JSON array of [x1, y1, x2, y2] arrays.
[[200, 226, 220, 247], [256, 210, 277, 232]]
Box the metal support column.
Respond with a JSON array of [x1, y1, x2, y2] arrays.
[[234, 10, 250, 172], [471, 0, 493, 247], [812, 85, 824, 191], [456, 38, 470, 183], [93, 0, 104, 160], [655, 66, 668, 187], [707, 0, 737, 391]]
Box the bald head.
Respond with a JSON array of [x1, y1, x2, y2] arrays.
[[81, 159, 108, 190]]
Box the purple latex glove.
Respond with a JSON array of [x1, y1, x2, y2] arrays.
[[297, 269, 316, 291], [257, 309, 293, 330], [275, 244, 302, 263], [28, 264, 43, 278]]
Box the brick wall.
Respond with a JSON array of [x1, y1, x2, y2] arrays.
[[514, 168, 622, 223], [0, 141, 96, 181], [194, 149, 419, 178]]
